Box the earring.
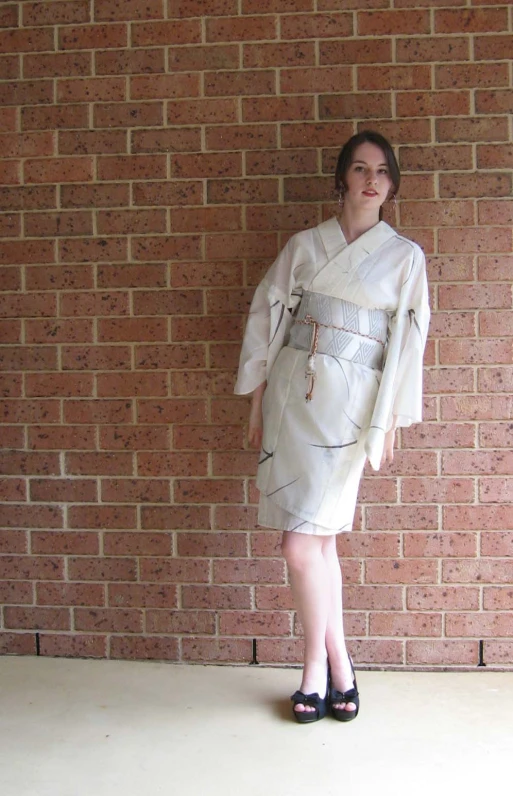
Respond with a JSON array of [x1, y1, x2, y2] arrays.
[[338, 188, 345, 207], [389, 193, 397, 206]]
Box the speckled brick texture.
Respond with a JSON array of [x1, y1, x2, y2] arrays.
[[0, 0, 512, 670]]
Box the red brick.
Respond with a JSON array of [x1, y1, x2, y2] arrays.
[[32, 531, 99, 555], [440, 339, 512, 366], [0, 555, 64, 580], [0, 28, 54, 54], [474, 34, 513, 62], [94, 102, 164, 128], [401, 422, 475, 449], [0, 160, 20, 185], [478, 201, 513, 227], [0, 320, 21, 343], [25, 373, 92, 398], [0, 345, 56, 371], [98, 317, 167, 343], [24, 211, 93, 238], [98, 263, 166, 288], [41, 634, 107, 658], [23, 315, 93, 344], [396, 91, 470, 118], [406, 641, 478, 666], [438, 283, 511, 310], [365, 560, 438, 584], [61, 183, 129, 209], [480, 479, 513, 504], [30, 478, 97, 503], [65, 451, 133, 476], [436, 117, 509, 144], [213, 558, 285, 585], [141, 505, 210, 530], [319, 92, 392, 120], [396, 36, 469, 63], [139, 557, 210, 583], [0, 5, 18, 27], [321, 37, 391, 65], [479, 422, 513, 449], [175, 478, 244, 504], [0, 633, 37, 656], [220, 610, 290, 636], [444, 506, 513, 531], [436, 64, 508, 91], [244, 41, 315, 69], [59, 24, 128, 50], [337, 532, 400, 558], [94, 0, 164, 22], [146, 610, 215, 635], [182, 585, 251, 610], [97, 209, 166, 235], [0, 108, 16, 131], [0, 451, 60, 476], [206, 124, 277, 151], [369, 612, 442, 637], [0, 504, 62, 529], [204, 70, 275, 98], [439, 172, 511, 199], [207, 15, 276, 42], [401, 478, 474, 504], [136, 399, 207, 424], [169, 43, 239, 71], [407, 586, 479, 612], [424, 367, 474, 395], [0, 529, 27, 554], [441, 395, 513, 421], [132, 19, 201, 46], [214, 505, 259, 531], [97, 372, 168, 397], [174, 425, 242, 451], [483, 588, 513, 612], [135, 344, 206, 371], [75, 608, 142, 633], [282, 12, 352, 40], [365, 506, 438, 531], [68, 506, 136, 531], [170, 370, 235, 397], [0, 132, 54, 159], [68, 557, 137, 581], [435, 8, 508, 35], [24, 52, 92, 78], [36, 583, 105, 607], [446, 613, 513, 638], [108, 584, 177, 609], [358, 9, 430, 35], [281, 121, 354, 149], [134, 288, 203, 315], [63, 400, 132, 425], [62, 345, 131, 372], [182, 637, 252, 663], [130, 74, 199, 101], [133, 180, 202, 207], [100, 478, 170, 504], [57, 77, 126, 104], [59, 237, 127, 263], [4, 607, 70, 631], [282, 66, 352, 95], [400, 200, 474, 228], [0, 478, 26, 502], [404, 532, 477, 559], [110, 636, 179, 661], [478, 367, 513, 394], [0, 240, 55, 266], [132, 235, 200, 262], [28, 425, 96, 451], [100, 426, 169, 451], [177, 532, 248, 558], [442, 450, 513, 477], [0, 581, 33, 604], [96, 47, 165, 75], [443, 559, 513, 585], [23, 1, 89, 25]]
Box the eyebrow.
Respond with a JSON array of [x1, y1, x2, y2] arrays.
[[352, 160, 388, 167]]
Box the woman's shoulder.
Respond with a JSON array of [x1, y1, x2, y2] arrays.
[[384, 223, 425, 263]]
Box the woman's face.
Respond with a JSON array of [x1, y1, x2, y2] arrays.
[[343, 142, 393, 211]]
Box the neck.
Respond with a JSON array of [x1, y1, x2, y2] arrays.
[[337, 206, 381, 244]]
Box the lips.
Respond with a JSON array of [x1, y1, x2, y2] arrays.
[[363, 190, 378, 196]]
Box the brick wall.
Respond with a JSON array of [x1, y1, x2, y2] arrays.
[[0, 0, 512, 669]]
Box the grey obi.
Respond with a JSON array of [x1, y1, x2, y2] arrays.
[[289, 291, 388, 399]]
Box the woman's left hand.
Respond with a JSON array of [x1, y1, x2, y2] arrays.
[[381, 426, 396, 466]]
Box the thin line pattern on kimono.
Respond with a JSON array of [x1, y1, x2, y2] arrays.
[[298, 314, 387, 402]]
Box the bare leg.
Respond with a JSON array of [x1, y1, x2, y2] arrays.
[[282, 531, 330, 714], [322, 535, 357, 712]]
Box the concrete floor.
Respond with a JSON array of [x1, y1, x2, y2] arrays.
[[0, 657, 512, 796]]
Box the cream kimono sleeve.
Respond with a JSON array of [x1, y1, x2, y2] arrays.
[[234, 235, 304, 395], [365, 243, 430, 470]]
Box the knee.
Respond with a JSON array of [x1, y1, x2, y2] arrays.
[[281, 532, 310, 573]]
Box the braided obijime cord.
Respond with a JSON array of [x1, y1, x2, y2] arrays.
[[297, 314, 386, 402]]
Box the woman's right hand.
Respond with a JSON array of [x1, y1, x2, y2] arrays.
[[248, 381, 266, 449]]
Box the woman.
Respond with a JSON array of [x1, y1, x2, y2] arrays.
[[234, 131, 430, 723]]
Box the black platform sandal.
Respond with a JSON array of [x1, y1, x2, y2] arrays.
[[329, 657, 359, 722], [291, 673, 329, 724]]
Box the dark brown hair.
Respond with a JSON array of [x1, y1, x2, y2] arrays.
[[334, 130, 400, 199]]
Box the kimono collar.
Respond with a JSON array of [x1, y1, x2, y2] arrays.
[[318, 217, 396, 262]]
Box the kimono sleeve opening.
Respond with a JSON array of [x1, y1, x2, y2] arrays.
[[234, 235, 304, 396], [365, 244, 430, 470]]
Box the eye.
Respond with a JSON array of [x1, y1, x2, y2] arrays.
[[354, 165, 365, 172], [378, 168, 389, 174]]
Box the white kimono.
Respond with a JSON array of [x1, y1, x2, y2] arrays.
[[235, 218, 430, 535]]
